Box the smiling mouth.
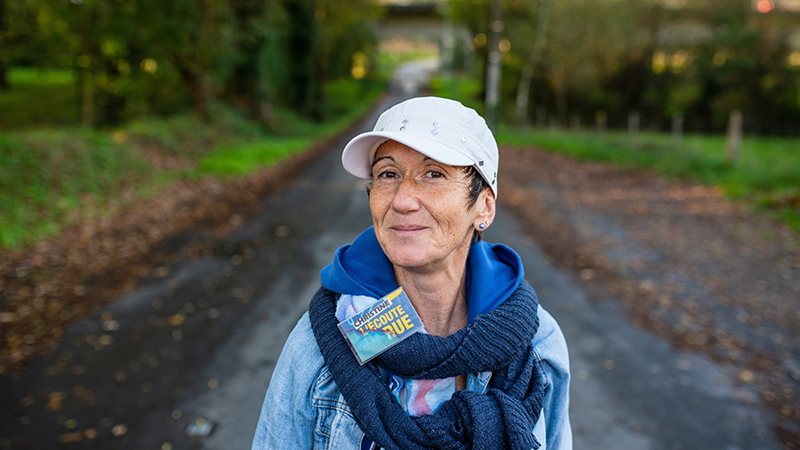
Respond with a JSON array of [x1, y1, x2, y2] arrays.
[[390, 225, 426, 232]]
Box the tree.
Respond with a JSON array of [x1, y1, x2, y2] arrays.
[[514, 0, 553, 127], [4, 0, 380, 127], [0, 0, 56, 89], [452, 0, 800, 132], [0, 0, 7, 89]]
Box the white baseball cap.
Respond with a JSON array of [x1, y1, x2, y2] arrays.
[[341, 97, 499, 198]]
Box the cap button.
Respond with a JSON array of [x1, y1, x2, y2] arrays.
[[461, 137, 467, 143]]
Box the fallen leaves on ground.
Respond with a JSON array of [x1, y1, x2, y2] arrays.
[[0, 133, 340, 375]]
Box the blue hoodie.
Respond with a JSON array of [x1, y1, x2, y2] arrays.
[[320, 227, 524, 323]]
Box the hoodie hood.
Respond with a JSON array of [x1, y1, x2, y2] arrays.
[[320, 227, 524, 323]]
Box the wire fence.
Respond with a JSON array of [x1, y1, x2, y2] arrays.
[[590, 111, 800, 139], [533, 108, 800, 138]]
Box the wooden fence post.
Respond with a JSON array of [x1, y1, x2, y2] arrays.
[[726, 109, 742, 163], [571, 112, 581, 130], [535, 108, 546, 129], [548, 114, 558, 130], [628, 111, 640, 140], [596, 111, 607, 134], [671, 112, 683, 145]]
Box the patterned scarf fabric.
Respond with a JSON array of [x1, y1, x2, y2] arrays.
[[309, 279, 545, 450]]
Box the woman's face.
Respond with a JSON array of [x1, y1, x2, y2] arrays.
[[369, 140, 495, 274]]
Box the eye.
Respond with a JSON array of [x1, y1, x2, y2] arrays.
[[426, 170, 445, 178], [376, 169, 399, 179]]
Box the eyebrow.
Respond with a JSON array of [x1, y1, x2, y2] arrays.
[[371, 155, 394, 168], [371, 155, 437, 168]]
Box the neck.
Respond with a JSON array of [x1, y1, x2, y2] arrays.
[[393, 260, 469, 338]]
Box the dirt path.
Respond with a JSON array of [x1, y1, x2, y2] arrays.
[[498, 146, 800, 448]]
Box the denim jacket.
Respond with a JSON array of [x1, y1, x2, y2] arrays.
[[252, 305, 572, 450]]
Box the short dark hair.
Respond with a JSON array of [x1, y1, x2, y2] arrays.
[[464, 166, 491, 242], [364, 165, 491, 243]]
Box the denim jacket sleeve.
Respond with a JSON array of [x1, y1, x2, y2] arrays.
[[534, 306, 573, 450], [252, 313, 322, 450]]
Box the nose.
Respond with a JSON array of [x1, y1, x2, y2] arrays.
[[390, 175, 421, 214]]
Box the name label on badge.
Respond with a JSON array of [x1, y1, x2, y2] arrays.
[[337, 288, 424, 365]]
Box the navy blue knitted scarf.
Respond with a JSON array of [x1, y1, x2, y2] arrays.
[[308, 279, 545, 450]]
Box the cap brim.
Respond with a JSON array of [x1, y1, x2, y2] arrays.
[[342, 131, 475, 179]]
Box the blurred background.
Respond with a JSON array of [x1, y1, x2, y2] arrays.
[[1, 0, 800, 250], [3, 0, 800, 132], [1, 0, 800, 448]]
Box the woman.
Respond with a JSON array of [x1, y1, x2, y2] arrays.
[[252, 97, 571, 450]]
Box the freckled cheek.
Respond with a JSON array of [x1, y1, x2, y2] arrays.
[[427, 189, 468, 224], [369, 189, 391, 221]]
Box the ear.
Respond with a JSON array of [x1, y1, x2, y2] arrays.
[[473, 189, 496, 230]]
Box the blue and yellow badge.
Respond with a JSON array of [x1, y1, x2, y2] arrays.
[[337, 288, 424, 365]]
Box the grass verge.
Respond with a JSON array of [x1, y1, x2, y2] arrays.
[[0, 131, 150, 248], [0, 68, 79, 130], [497, 128, 800, 232], [0, 77, 384, 249]]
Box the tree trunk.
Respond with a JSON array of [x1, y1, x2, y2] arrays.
[[671, 112, 683, 145], [0, 0, 8, 89], [0, 62, 8, 90], [484, 0, 503, 130], [81, 66, 94, 128], [554, 77, 567, 128], [179, 67, 207, 115], [515, 0, 553, 127], [726, 109, 742, 163]]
